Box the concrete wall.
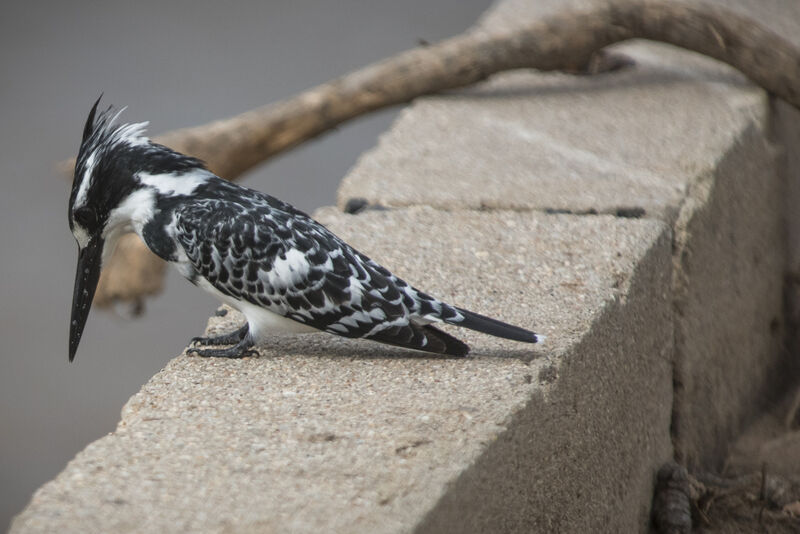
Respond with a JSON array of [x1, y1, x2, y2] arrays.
[[670, 123, 786, 470], [10, 1, 800, 532]]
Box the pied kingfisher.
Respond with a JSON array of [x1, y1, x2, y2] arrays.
[[68, 98, 541, 361]]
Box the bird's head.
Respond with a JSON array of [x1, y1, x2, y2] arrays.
[[68, 98, 210, 361], [68, 98, 155, 361], [70, 101, 151, 244], [67, 97, 208, 362]]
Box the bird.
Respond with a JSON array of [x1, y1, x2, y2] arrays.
[[68, 98, 542, 362]]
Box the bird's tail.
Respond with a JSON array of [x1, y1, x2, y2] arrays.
[[446, 307, 541, 344], [367, 323, 470, 357]]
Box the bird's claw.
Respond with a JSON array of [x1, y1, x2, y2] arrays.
[[190, 336, 210, 347], [187, 345, 258, 359], [189, 324, 249, 347], [186, 330, 257, 359]]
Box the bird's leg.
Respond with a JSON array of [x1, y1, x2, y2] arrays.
[[187, 333, 257, 359], [190, 323, 249, 347]]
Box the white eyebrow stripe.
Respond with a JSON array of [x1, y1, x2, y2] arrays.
[[73, 151, 96, 209]]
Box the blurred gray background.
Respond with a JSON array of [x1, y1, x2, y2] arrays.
[[0, 1, 489, 528]]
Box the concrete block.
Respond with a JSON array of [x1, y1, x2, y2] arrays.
[[338, 20, 790, 472], [337, 42, 766, 222], [671, 123, 787, 469], [11, 208, 673, 533]]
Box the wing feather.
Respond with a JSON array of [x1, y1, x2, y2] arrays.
[[173, 195, 437, 341]]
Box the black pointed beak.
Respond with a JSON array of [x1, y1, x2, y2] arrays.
[[69, 237, 104, 362]]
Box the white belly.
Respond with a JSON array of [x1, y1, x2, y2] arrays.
[[236, 298, 318, 339], [181, 265, 318, 341]]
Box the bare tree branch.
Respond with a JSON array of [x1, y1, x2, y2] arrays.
[[78, 1, 800, 310]]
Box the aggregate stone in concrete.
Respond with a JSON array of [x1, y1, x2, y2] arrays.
[[11, 208, 673, 533], [337, 42, 767, 222]]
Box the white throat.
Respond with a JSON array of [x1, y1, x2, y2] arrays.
[[101, 188, 157, 266]]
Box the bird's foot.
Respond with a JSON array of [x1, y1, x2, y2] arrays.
[[190, 324, 249, 347], [187, 334, 257, 359]]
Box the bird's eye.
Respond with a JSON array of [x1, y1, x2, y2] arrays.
[[72, 207, 97, 227]]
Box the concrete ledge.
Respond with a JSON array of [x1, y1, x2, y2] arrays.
[[337, 41, 788, 471], [11, 209, 671, 533], [337, 43, 763, 222]]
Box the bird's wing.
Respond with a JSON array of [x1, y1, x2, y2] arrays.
[[173, 195, 465, 353]]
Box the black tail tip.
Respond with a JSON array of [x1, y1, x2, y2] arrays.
[[453, 308, 544, 345], [447, 341, 470, 357]]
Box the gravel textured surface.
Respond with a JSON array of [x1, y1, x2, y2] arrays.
[[11, 209, 671, 533]]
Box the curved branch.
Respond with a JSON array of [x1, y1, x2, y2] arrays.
[[82, 1, 800, 309], [156, 2, 800, 180]]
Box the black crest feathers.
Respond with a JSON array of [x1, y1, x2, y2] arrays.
[[82, 95, 103, 144]]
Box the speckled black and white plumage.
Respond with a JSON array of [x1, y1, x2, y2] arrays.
[[67, 100, 541, 360]]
